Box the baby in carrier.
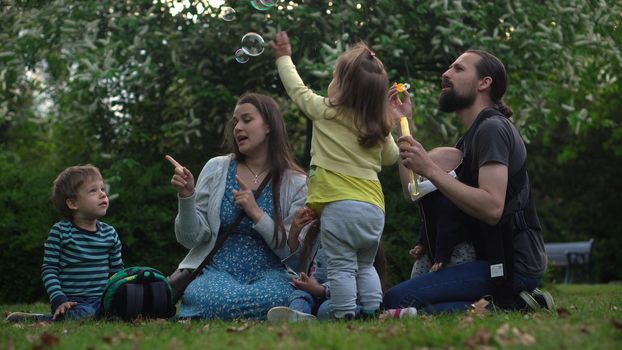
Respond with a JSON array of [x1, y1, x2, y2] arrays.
[[408, 147, 476, 278]]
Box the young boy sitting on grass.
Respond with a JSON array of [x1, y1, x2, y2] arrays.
[[6, 165, 124, 322]]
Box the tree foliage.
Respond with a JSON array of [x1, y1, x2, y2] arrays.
[[0, 0, 620, 302]]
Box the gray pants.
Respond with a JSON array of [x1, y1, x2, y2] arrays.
[[321, 200, 384, 318]]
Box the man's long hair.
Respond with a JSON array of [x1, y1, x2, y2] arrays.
[[467, 50, 513, 118]]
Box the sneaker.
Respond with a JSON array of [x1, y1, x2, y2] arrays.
[[267, 306, 317, 322], [518, 291, 540, 311], [380, 307, 418, 319], [5, 312, 52, 323], [531, 288, 555, 310], [358, 309, 380, 320]]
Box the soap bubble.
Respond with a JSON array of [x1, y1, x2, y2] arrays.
[[219, 6, 236, 21], [241, 32, 265, 56], [260, 0, 278, 6], [235, 49, 249, 64], [249, 0, 272, 11]]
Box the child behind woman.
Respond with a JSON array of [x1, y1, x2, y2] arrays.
[[272, 31, 399, 319], [268, 208, 393, 321]]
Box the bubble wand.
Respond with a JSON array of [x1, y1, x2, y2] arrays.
[[396, 83, 419, 196]]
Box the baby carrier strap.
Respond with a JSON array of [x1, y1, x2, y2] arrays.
[[487, 159, 528, 309]]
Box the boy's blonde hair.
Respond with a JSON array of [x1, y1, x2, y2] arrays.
[[330, 42, 390, 148], [52, 165, 102, 220]]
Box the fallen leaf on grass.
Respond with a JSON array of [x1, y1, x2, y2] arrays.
[[469, 298, 490, 316], [557, 308, 571, 318], [381, 324, 401, 339], [530, 312, 543, 320], [197, 323, 210, 334], [227, 323, 250, 333], [459, 315, 475, 327], [40, 333, 59, 348], [277, 325, 291, 338], [513, 328, 535, 346], [464, 327, 493, 349], [183, 324, 194, 333], [612, 318, 622, 331], [131, 315, 145, 325], [29, 332, 60, 350], [102, 329, 144, 345], [346, 324, 364, 333], [168, 338, 181, 350], [494, 323, 535, 346]]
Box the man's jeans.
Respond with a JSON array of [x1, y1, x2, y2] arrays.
[[383, 260, 540, 314]]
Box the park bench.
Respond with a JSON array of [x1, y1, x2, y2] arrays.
[[544, 239, 594, 284]]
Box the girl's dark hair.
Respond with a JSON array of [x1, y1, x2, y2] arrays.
[[52, 165, 102, 220], [330, 42, 391, 148], [299, 220, 320, 270], [466, 49, 513, 118], [223, 93, 304, 248]]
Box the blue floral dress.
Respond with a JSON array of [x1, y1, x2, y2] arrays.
[[179, 161, 293, 320]]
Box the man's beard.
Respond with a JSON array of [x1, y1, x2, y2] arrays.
[[438, 87, 476, 113]]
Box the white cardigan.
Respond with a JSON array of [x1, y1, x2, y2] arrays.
[[174, 154, 308, 269]]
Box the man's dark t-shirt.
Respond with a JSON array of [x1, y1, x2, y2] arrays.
[[456, 108, 547, 277]]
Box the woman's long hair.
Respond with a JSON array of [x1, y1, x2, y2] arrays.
[[329, 42, 391, 148], [223, 93, 304, 248]]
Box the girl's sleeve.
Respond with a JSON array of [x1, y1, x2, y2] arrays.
[[381, 134, 399, 166], [276, 56, 332, 121]]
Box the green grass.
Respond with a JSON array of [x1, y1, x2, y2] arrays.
[[2, 284, 621, 349]]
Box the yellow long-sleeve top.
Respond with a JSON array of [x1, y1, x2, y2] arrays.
[[276, 56, 399, 211]]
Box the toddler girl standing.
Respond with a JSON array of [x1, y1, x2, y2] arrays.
[[272, 32, 398, 319]]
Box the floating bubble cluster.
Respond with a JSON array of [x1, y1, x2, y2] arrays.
[[249, 0, 277, 11], [234, 48, 250, 64], [230, 1, 277, 63], [241, 32, 265, 56], [219, 6, 236, 22]]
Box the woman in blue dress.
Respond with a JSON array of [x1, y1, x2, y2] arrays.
[[166, 93, 307, 320]]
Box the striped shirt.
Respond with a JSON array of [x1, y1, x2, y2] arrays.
[[41, 220, 123, 307]]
